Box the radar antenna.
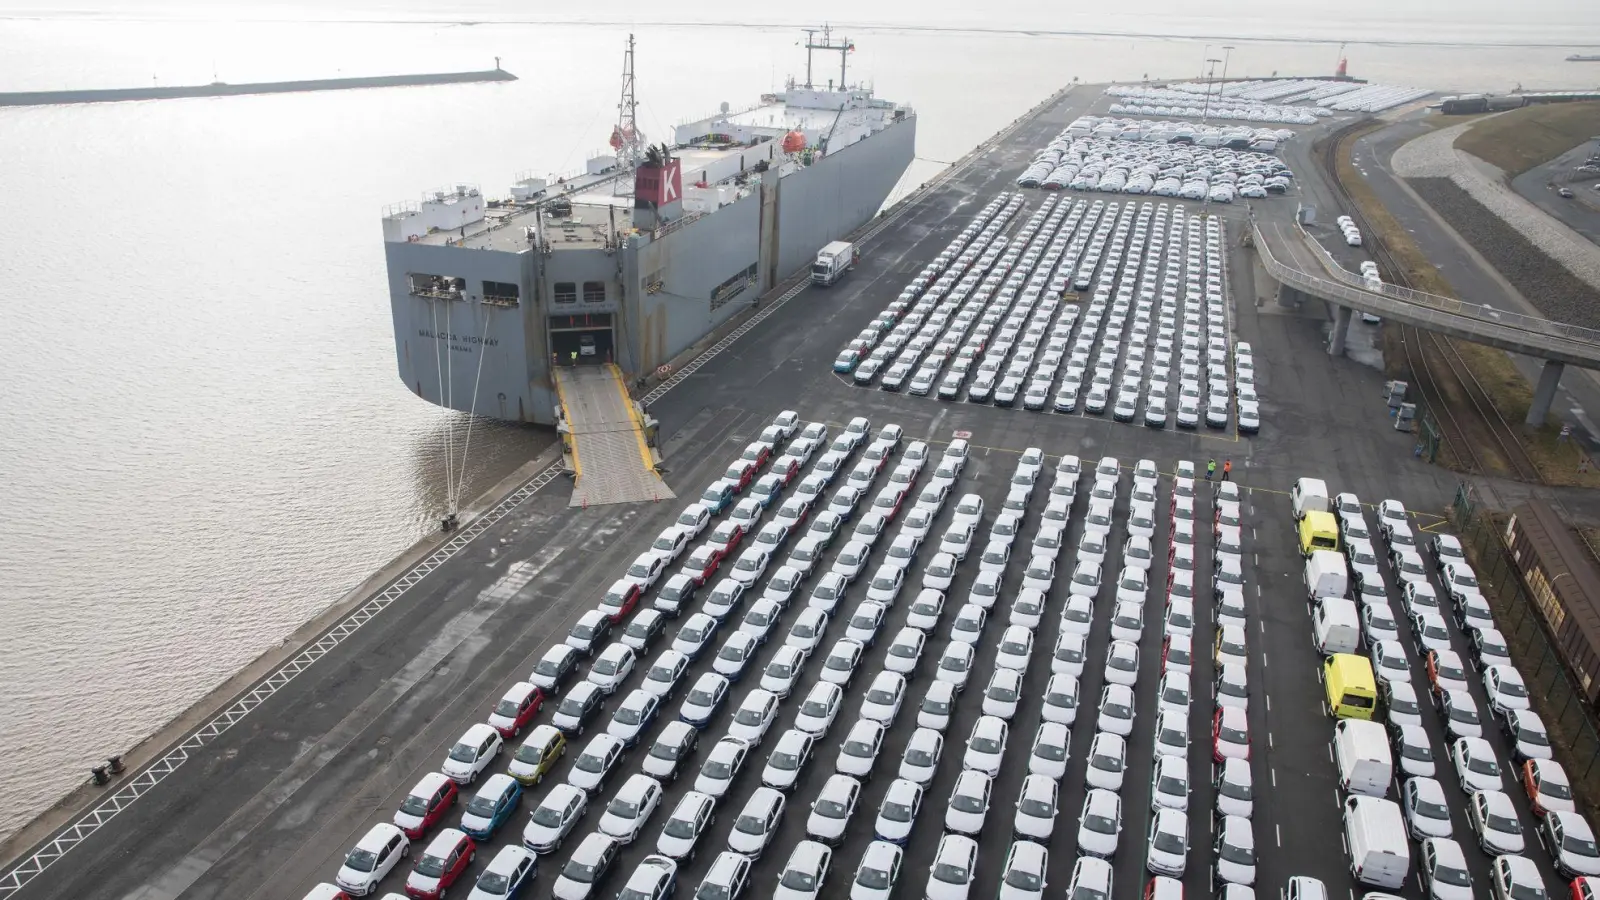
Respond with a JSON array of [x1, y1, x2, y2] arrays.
[[610, 34, 646, 176]]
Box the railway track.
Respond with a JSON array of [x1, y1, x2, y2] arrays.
[[1318, 124, 1542, 482]]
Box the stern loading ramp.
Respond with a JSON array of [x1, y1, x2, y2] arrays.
[[553, 365, 674, 507], [1252, 217, 1600, 424]]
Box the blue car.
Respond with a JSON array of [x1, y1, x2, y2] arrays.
[[700, 481, 735, 514], [833, 350, 858, 373], [468, 845, 537, 899], [748, 475, 782, 510], [670, 613, 720, 662], [460, 774, 521, 840], [679, 672, 730, 729]]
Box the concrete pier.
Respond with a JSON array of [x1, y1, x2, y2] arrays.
[[0, 68, 517, 108], [1528, 359, 1566, 426], [1329, 305, 1353, 356]]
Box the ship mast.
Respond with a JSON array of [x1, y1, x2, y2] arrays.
[[802, 24, 854, 90], [610, 34, 646, 183]]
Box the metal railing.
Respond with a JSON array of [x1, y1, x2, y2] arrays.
[[1252, 219, 1600, 366]]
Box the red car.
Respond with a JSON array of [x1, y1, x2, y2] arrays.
[[740, 442, 772, 469], [1212, 706, 1250, 763], [771, 456, 800, 485], [404, 827, 476, 899], [724, 461, 757, 492], [872, 487, 905, 522], [487, 681, 545, 738], [681, 545, 724, 586], [708, 521, 745, 555], [599, 579, 643, 623], [392, 772, 459, 839]]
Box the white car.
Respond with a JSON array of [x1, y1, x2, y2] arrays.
[[860, 671, 908, 725], [1151, 753, 1190, 811], [442, 723, 503, 785], [939, 522, 976, 560], [1067, 560, 1100, 598], [982, 667, 1023, 719], [967, 571, 1002, 609], [1050, 630, 1087, 677], [978, 539, 1013, 574], [898, 728, 944, 785], [775, 840, 833, 900], [1544, 810, 1600, 878], [963, 715, 1008, 776], [942, 768, 992, 836], [935, 641, 976, 691], [1009, 589, 1046, 629], [923, 552, 958, 590], [882, 534, 921, 573], [598, 774, 664, 844], [995, 625, 1034, 671], [832, 540, 872, 582], [1077, 788, 1123, 858], [1104, 639, 1140, 686], [806, 774, 862, 844], [1060, 596, 1093, 635], [926, 835, 978, 900], [873, 779, 925, 846], [1013, 774, 1060, 841], [675, 503, 711, 539], [883, 627, 926, 675], [1452, 736, 1503, 793], [837, 719, 886, 779], [607, 690, 663, 747], [1042, 673, 1080, 725], [655, 790, 716, 861], [950, 493, 984, 527], [1483, 664, 1531, 714], [759, 645, 806, 698], [1085, 732, 1127, 791], [918, 679, 958, 732], [1109, 600, 1144, 643], [728, 787, 785, 858], [818, 637, 864, 687], [1214, 813, 1256, 885], [997, 839, 1048, 900], [1146, 806, 1188, 877], [906, 589, 946, 631], [624, 552, 668, 591], [1022, 554, 1057, 592], [1216, 756, 1253, 818], [764, 566, 803, 607], [1028, 720, 1071, 779], [786, 608, 829, 656], [1468, 789, 1526, 855], [762, 729, 816, 791], [1096, 683, 1136, 736], [1066, 858, 1113, 900], [845, 600, 888, 646], [1077, 531, 1108, 567], [949, 604, 987, 645], [901, 507, 935, 542], [587, 643, 637, 695], [728, 689, 780, 746], [694, 736, 750, 798], [794, 682, 844, 735], [1157, 671, 1191, 719], [711, 631, 759, 680], [334, 823, 409, 896], [739, 599, 783, 646]]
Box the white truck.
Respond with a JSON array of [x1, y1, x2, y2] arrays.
[[1334, 719, 1393, 797], [1305, 550, 1349, 605], [1343, 794, 1410, 889], [1314, 598, 1361, 656], [1291, 477, 1331, 519], [811, 241, 858, 287]]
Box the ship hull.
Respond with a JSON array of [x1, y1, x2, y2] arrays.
[[387, 114, 915, 424]]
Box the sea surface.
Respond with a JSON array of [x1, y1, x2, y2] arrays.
[[2, 0, 1597, 844]]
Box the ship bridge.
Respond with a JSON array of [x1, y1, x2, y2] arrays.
[[553, 363, 674, 507]]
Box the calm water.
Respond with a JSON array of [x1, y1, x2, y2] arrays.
[[1, 0, 1596, 843]]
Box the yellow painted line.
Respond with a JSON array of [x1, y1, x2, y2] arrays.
[[552, 369, 582, 484], [611, 364, 659, 476]]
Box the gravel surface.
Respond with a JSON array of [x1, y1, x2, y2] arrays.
[[1392, 119, 1600, 293], [1408, 176, 1600, 330]]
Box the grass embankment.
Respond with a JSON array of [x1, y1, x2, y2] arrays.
[[1454, 101, 1600, 176], [1329, 123, 1600, 486]]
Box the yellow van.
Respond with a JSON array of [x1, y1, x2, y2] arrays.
[[1299, 510, 1340, 557], [1325, 653, 1378, 720]]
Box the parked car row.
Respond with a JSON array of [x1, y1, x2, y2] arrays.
[[1104, 87, 1325, 125], [1017, 131, 1292, 196], [1294, 479, 1588, 898], [1152, 78, 1433, 114], [837, 190, 1258, 433]]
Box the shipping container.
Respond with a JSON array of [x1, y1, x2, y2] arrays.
[[1504, 500, 1600, 705]]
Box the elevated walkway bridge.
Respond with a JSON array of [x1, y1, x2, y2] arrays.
[[553, 364, 674, 507], [1252, 217, 1600, 424]]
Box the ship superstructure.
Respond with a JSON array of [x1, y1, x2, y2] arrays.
[[382, 31, 915, 424]]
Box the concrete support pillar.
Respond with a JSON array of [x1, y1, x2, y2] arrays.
[[1526, 360, 1565, 427], [1328, 305, 1353, 357]]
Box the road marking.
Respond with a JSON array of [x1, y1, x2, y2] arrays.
[[1276, 823, 1282, 846], [1265, 694, 1271, 712], [1269, 731, 1274, 749], [1271, 767, 1277, 787]]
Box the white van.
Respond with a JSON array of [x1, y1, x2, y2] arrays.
[[1334, 719, 1393, 797], [1291, 477, 1331, 520], [1304, 550, 1349, 604], [1314, 599, 1361, 657], [1342, 794, 1410, 888]]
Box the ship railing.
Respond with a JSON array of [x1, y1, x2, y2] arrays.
[[651, 210, 708, 242], [412, 287, 466, 301], [481, 294, 521, 308]]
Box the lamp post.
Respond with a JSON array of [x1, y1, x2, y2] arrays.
[[1201, 58, 1221, 126], [1220, 45, 1235, 91]]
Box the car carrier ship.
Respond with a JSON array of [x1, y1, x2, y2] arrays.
[[381, 31, 916, 428]]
